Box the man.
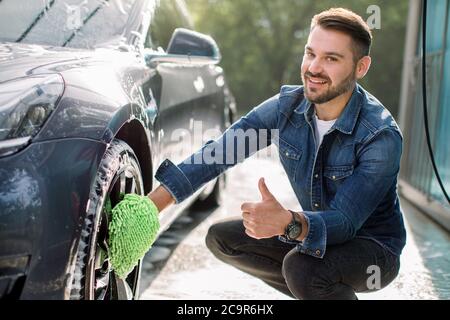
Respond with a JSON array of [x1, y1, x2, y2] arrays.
[[147, 8, 406, 300]]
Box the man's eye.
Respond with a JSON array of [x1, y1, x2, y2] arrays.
[[326, 57, 337, 62], [305, 52, 314, 58]]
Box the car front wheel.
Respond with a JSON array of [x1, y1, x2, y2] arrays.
[[69, 139, 144, 300]]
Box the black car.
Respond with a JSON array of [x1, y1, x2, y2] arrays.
[[0, 0, 235, 300]]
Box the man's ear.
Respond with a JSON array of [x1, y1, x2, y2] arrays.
[[356, 56, 372, 79]]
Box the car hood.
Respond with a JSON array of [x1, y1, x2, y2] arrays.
[[0, 42, 122, 82], [0, 41, 151, 143]]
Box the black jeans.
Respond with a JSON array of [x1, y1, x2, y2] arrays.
[[205, 218, 401, 300]]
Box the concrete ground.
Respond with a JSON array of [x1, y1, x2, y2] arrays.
[[139, 148, 450, 300]]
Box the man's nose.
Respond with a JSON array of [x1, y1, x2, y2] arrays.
[[308, 58, 324, 75]]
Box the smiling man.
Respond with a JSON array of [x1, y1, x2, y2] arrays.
[[146, 8, 407, 300]]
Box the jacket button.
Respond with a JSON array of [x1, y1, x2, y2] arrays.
[[314, 203, 319, 208], [314, 174, 319, 178], [285, 152, 289, 156], [315, 250, 321, 256], [332, 175, 336, 180]]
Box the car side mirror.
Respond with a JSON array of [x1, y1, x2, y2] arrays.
[[166, 28, 221, 62]]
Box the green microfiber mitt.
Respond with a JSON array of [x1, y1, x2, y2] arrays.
[[107, 194, 160, 279]]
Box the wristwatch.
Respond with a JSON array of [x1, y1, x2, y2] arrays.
[[284, 210, 302, 241]]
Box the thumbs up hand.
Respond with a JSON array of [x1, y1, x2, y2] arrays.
[[241, 178, 292, 239]]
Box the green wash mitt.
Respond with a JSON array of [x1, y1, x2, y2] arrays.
[[107, 194, 160, 279]]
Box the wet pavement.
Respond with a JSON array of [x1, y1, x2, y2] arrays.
[[138, 148, 450, 300]]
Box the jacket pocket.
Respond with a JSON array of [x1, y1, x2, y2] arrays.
[[323, 165, 354, 195], [278, 138, 302, 181], [323, 165, 354, 180]]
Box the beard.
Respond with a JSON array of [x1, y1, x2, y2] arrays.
[[302, 68, 356, 104]]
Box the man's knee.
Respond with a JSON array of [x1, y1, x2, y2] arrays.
[[205, 219, 242, 258], [205, 223, 225, 257], [282, 250, 327, 300]]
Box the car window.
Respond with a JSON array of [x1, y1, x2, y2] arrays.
[[0, 0, 138, 49], [145, 0, 192, 51]]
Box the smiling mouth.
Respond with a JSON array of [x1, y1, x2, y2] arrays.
[[308, 78, 328, 85]]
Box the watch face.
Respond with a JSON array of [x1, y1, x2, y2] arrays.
[[288, 223, 301, 239]]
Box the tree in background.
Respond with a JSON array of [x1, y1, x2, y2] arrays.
[[186, 0, 409, 117]]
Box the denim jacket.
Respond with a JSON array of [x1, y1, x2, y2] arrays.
[[155, 84, 407, 259]]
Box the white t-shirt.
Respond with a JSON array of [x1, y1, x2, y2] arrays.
[[313, 114, 337, 147]]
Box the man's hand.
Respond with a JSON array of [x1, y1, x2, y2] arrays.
[[241, 178, 292, 239]]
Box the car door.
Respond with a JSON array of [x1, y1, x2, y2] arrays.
[[139, 0, 210, 231], [191, 64, 227, 152], [144, 0, 199, 166]]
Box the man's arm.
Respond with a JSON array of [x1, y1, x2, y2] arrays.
[[153, 94, 280, 206]]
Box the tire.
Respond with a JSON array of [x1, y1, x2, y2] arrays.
[[69, 139, 144, 300], [193, 173, 226, 210]]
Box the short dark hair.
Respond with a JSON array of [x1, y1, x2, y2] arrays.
[[311, 8, 372, 61]]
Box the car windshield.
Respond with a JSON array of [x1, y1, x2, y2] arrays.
[[0, 0, 140, 49]]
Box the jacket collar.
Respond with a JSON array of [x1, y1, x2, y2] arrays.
[[293, 84, 363, 135]]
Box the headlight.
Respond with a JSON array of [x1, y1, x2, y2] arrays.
[[0, 74, 64, 156]]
